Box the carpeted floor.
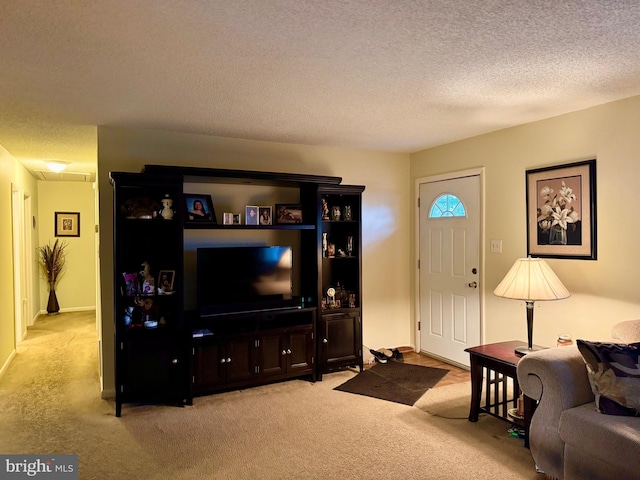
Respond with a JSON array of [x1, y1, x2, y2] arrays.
[[334, 361, 449, 405], [0, 312, 539, 479]]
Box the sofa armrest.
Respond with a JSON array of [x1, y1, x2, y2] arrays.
[[517, 346, 594, 479]]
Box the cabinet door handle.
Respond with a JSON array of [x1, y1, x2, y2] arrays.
[[323, 338, 328, 344], [287, 349, 292, 355], [282, 350, 287, 355], [227, 357, 232, 363], [172, 358, 178, 364], [221, 358, 226, 364]]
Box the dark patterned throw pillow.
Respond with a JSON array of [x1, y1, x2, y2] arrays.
[[576, 340, 640, 416]]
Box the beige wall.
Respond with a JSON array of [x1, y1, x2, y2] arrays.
[[98, 126, 411, 395], [37, 181, 97, 312], [0, 144, 39, 377], [411, 95, 640, 349]]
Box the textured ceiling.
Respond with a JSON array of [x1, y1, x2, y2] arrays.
[[2, 1, 640, 179]]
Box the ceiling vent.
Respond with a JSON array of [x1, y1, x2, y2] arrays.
[[34, 170, 93, 182]]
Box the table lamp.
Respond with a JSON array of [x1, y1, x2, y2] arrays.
[[493, 257, 570, 355]]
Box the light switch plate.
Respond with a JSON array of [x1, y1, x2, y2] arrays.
[[490, 239, 502, 253]]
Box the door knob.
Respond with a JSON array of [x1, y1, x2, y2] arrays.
[[468, 281, 478, 288]]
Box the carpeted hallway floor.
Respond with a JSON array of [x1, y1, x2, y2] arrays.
[[0, 311, 539, 479]]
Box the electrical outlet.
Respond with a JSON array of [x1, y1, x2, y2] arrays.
[[490, 239, 502, 253]]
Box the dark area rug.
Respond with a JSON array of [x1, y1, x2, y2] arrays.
[[334, 361, 449, 406]]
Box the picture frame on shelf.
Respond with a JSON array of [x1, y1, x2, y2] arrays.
[[55, 212, 80, 237], [259, 206, 272, 225], [275, 204, 303, 224], [184, 194, 217, 223], [245, 206, 259, 225], [526, 159, 597, 260], [223, 212, 242, 225], [157, 270, 176, 295]]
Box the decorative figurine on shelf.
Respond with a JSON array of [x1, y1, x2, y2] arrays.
[[344, 205, 353, 221], [321, 197, 330, 221], [322, 233, 328, 257], [331, 205, 341, 221], [139, 261, 155, 295], [327, 243, 336, 257], [346, 236, 354, 256], [159, 194, 174, 220]]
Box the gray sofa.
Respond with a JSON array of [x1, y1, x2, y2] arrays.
[[517, 320, 640, 480]]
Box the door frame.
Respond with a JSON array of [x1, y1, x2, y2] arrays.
[[414, 167, 486, 359], [12, 185, 34, 345]]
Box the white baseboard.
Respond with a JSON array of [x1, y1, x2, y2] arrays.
[[0, 349, 17, 382], [37, 306, 96, 317]]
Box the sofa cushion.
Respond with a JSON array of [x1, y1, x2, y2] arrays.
[[560, 403, 640, 477], [576, 340, 640, 416]]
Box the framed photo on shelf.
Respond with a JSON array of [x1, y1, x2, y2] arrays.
[[223, 212, 242, 225], [245, 206, 259, 225], [258, 206, 272, 225], [55, 212, 80, 237], [526, 159, 597, 260], [275, 204, 303, 224], [157, 270, 176, 294], [184, 194, 217, 223]]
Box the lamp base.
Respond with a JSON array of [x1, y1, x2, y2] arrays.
[[514, 345, 544, 356]]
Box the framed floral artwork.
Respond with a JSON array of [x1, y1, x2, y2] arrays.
[[55, 212, 80, 237], [526, 159, 597, 260]]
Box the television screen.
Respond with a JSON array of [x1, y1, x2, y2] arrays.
[[197, 246, 293, 316]]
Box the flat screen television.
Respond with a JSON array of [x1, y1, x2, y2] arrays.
[[197, 245, 294, 316]]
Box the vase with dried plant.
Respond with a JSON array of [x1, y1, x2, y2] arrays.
[[38, 239, 68, 314]]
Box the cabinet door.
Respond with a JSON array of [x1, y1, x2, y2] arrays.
[[193, 341, 225, 391], [225, 336, 256, 383], [288, 329, 314, 373], [122, 336, 182, 398], [259, 333, 287, 376], [321, 311, 362, 372]]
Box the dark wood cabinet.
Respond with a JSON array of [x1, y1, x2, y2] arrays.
[[320, 310, 362, 373], [111, 166, 364, 414], [192, 308, 315, 395], [317, 185, 365, 378], [110, 172, 188, 417]]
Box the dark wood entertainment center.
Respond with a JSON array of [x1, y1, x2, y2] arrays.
[[110, 165, 365, 416]]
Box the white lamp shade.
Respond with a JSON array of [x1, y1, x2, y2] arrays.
[[493, 257, 570, 301]]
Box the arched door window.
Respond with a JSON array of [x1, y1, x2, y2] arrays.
[[429, 194, 466, 218]]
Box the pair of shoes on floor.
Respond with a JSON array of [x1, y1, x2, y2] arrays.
[[390, 348, 404, 362], [369, 348, 392, 363]]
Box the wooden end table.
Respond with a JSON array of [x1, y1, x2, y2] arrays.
[[465, 340, 540, 448]]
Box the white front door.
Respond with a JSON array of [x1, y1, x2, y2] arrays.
[[419, 174, 480, 367]]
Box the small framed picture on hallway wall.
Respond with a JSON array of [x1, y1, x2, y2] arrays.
[[55, 212, 80, 237]]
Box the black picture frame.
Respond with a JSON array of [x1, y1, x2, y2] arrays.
[[184, 194, 217, 224], [55, 212, 80, 237], [275, 204, 303, 224], [157, 270, 175, 294], [526, 159, 597, 260]]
